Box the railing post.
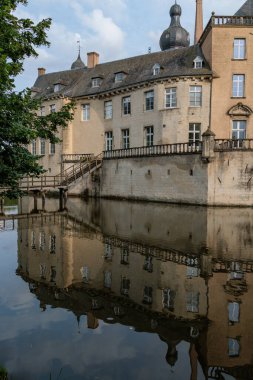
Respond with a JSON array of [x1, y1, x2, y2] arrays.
[[202, 127, 216, 162]]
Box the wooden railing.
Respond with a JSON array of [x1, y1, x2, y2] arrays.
[[10, 153, 104, 191], [104, 143, 202, 159], [214, 139, 253, 151]]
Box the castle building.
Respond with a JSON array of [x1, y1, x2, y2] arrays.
[[28, 0, 253, 207]]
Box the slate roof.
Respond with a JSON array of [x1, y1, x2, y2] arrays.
[[235, 0, 253, 16], [32, 45, 212, 100]]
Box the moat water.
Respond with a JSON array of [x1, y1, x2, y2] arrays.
[[0, 197, 253, 380]]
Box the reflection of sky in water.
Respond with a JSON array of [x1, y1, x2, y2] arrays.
[[0, 227, 207, 380]]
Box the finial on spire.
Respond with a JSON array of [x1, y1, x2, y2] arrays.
[[77, 40, 81, 57]]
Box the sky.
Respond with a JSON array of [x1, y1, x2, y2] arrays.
[[15, 0, 242, 91]]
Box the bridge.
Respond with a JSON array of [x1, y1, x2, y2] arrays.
[[0, 153, 103, 212]]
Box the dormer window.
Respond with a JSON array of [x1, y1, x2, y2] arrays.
[[193, 56, 203, 69], [54, 83, 61, 92], [92, 77, 102, 88], [115, 72, 126, 83], [153, 64, 160, 76]]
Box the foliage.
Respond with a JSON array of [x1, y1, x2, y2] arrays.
[[0, 366, 8, 380], [0, 0, 75, 197]]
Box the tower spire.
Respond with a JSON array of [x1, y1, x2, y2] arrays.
[[194, 0, 203, 44]]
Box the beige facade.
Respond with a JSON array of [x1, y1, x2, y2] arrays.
[[201, 17, 253, 139]]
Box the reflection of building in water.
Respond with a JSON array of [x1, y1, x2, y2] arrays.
[[17, 197, 253, 379]]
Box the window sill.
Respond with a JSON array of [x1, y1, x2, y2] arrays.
[[144, 109, 154, 112], [231, 58, 247, 61], [160, 107, 179, 111], [104, 118, 113, 121], [122, 114, 131, 117], [231, 96, 246, 99], [189, 106, 202, 108]]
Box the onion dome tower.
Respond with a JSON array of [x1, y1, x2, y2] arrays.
[[160, 1, 190, 51], [71, 52, 86, 70]]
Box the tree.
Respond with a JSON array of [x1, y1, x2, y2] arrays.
[[0, 0, 74, 197]]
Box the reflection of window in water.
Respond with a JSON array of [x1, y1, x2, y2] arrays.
[[186, 292, 199, 313], [50, 266, 56, 282], [104, 271, 112, 289], [230, 262, 244, 280], [187, 266, 200, 278], [121, 247, 129, 265], [162, 289, 175, 311], [121, 277, 130, 296], [104, 243, 113, 261], [49, 234, 56, 254], [143, 256, 153, 273], [230, 272, 244, 280], [31, 231, 36, 250], [228, 302, 240, 323], [80, 266, 89, 284], [143, 286, 153, 305], [39, 231, 45, 252], [228, 338, 240, 357], [231, 262, 241, 271], [40, 264, 46, 279]]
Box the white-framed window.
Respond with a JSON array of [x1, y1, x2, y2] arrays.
[[165, 87, 177, 108], [104, 100, 113, 119], [31, 231, 36, 250], [105, 131, 113, 151], [145, 90, 154, 111], [153, 64, 160, 76], [50, 266, 56, 282], [31, 140, 37, 155], [54, 84, 61, 92], [232, 120, 246, 147], [228, 338, 240, 357], [122, 96, 131, 115], [40, 106, 45, 116], [122, 129, 130, 149], [145, 126, 154, 147], [104, 271, 112, 289], [40, 264, 46, 279], [80, 266, 89, 284], [143, 256, 153, 273], [82, 104, 90, 121], [162, 288, 175, 310], [186, 292, 199, 313], [92, 77, 102, 88], [143, 286, 153, 305], [49, 143, 55, 155], [115, 72, 125, 83], [39, 231, 45, 252], [104, 243, 113, 261], [121, 277, 130, 296], [232, 74, 245, 97], [193, 56, 203, 69], [40, 138, 45, 155], [189, 123, 201, 145], [228, 302, 240, 323], [50, 104, 56, 113], [121, 247, 129, 265], [233, 38, 246, 59], [189, 86, 202, 107]]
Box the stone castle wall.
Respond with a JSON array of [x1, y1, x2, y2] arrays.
[[98, 150, 253, 206]]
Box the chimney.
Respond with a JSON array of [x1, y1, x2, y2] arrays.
[[87, 52, 99, 69], [38, 67, 46, 76], [194, 0, 203, 44]]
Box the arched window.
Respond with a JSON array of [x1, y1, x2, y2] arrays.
[[193, 56, 203, 69]]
